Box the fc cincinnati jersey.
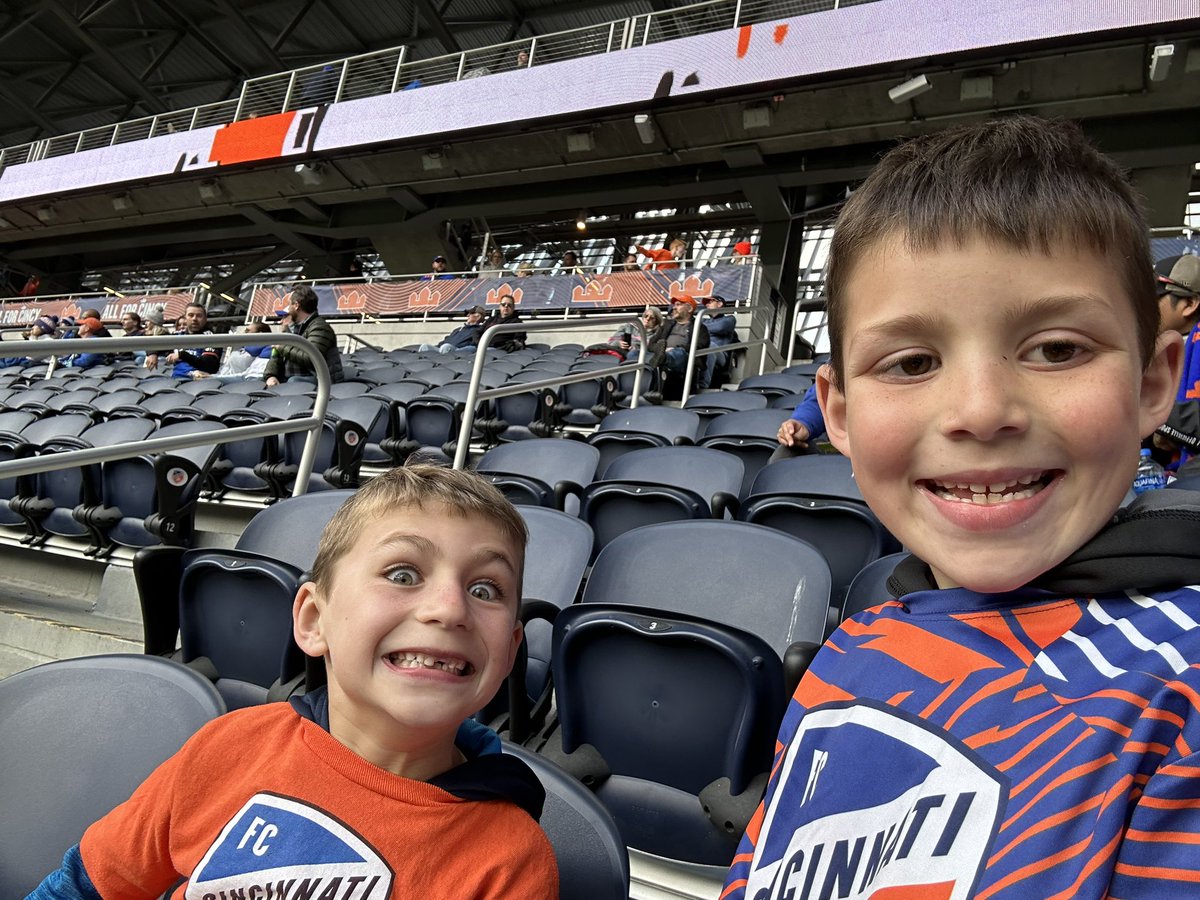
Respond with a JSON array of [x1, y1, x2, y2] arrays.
[[722, 585, 1200, 900]]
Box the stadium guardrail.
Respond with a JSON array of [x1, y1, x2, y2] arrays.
[[0, 333, 331, 496]]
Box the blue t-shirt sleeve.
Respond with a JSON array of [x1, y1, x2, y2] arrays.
[[789, 384, 825, 438], [26, 844, 102, 900]]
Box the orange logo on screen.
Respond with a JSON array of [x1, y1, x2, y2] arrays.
[[410, 286, 441, 309], [337, 289, 367, 311], [209, 112, 298, 166], [669, 275, 714, 300], [571, 280, 613, 303], [60, 302, 82, 320], [486, 287, 523, 306]]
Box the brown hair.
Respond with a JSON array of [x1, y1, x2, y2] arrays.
[[824, 116, 1157, 384], [310, 464, 529, 598]]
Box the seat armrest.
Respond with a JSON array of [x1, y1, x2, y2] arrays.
[[783, 640, 822, 697], [700, 771, 769, 838]]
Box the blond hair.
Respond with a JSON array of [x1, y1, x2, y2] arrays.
[[310, 465, 529, 593]]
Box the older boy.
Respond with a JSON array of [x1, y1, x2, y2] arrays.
[[32, 466, 558, 899], [723, 117, 1200, 899]]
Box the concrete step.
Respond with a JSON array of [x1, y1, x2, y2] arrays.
[[0, 600, 141, 679]]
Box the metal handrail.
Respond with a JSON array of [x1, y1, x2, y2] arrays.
[[0, 333, 331, 496], [678, 308, 768, 402], [0, 0, 868, 171], [451, 315, 648, 469]]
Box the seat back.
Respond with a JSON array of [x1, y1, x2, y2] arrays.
[[551, 603, 785, 864], [737, 373, 814, 399], [841, 551, 908, 622], [179, 548, 306, 709], [699, 408, 792, 496], [501, 742, 630, 900], [584, 519, 830, 656], [237, 489, 356, 570], [0, 655, 224, 897], [476, 439, 600, 510], [589, 406, 701, 476]]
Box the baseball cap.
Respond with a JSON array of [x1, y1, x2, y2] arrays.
[[671, 294, 696, 308], [468, 305, 486, 316], [78, 316, 103, 333], [433, 255, 447, 263], [733, 241, 753, 256], [1157, 254, 1200, 297]]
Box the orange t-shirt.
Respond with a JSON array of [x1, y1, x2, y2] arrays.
[[637, 246, 680, 271], [79, 703, 558, 899]]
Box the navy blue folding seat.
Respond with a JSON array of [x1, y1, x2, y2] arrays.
[[0, 413, 92, 530], [128, 390, 194, 420], [177, 547, 308, 709], [175, 379, 224, 396], [330, 381, 371, 398], [216, 379, 267, 395], [258, 396, 378, 496], [137, 376, 184, 395], [768, 391, 808, 409], [403, 382, 485, 462], [214, 395, 312, 494], [12, 416, 156, 547], [93, 388, 147, 418], [698, 408, 792, 497], [77, 419, 226, 554], [479, 386, 557, 444], [780, 361, 821, 378], [580, 445, 742, 561], [476, 438, 600, 514], [0, 409, 37, 435], [736, 372, 814, 400], [99, 375, 144, 392], [741, 454, 898, 604], [9, 387, 61, 415], [557, 372, 619, 427], [1166, 474, 1200, 493], [407, 365, 457, 387], [358, 364, 409, 385], [501, 743, 629, 900], [841, 552, 907, 623], [45, 387, 101, 413], [367, 381, 429, 464], [588, 406, 702, 477], [684, 390, 768, 430], [265, 379, 314, 396], [0, 655, 224, 897], [542, 519, 831, 864]]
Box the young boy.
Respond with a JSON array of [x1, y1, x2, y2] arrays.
[[723, 117, 1200, 899], [32, 466, 558, 899]]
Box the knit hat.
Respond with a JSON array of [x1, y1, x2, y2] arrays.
[[32, 315, 58, 333], [61, 316, 76, 328], [733, 241, 753, 256], [146, 307, 165, 326]]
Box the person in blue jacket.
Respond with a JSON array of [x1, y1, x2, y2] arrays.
[[702, 295, 738, 387]]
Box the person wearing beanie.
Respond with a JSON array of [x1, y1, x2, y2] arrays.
[[27, 315, 59, 340]]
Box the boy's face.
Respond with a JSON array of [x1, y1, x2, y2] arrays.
[[294, 504, 523, 764], [818, 236, 1180, 593]]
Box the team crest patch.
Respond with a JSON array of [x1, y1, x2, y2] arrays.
[[186, 793, 393, 899], [745, 701, 1006, 900]]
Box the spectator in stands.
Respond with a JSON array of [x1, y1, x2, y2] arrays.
[[620, 253, 640, 272], [480, 293, 526, 352], [194, 321, 274, 381], [64, 317, 111, 369], [59, 316, 77, 338], [164, 302, 220, 379], [423, 255, 455, 281], [478, 248, 508, 278], [723, 117, 1199, 900], [556, 250, 585, 276], [79, 308, 112, 337], [731, 240, 754, 263], [636, 238, 687, 270], [607, 307, 663, 360], [419, 305, 487, 354], [28, 465, 559, 900], [26, 315, 59, 340], [141, 308, 170, 369], [265, 284, 344, 385], [18, 274, 40, 296], [516, 262, 535, 277], [701, 295, 737, 387], [516, 48, 530, 67], [651, 294, 709, 388], [1152, 254, 1200, 473], [769, 384, 825, 462], [119, 311, 144, 336]]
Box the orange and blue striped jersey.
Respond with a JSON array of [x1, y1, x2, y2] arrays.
[[722, 585, 1200, 900]]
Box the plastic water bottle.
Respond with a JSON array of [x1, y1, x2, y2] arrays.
[[1133, 448, 1166, 494]]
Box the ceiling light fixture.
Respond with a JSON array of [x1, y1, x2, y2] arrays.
[[888, 74, 933, 103]]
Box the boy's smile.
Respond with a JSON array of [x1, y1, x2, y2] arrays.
[[819, 237, 1180, 593], [294, 505, 523, 777]]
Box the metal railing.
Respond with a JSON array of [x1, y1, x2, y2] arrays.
[[452, 316, 650, 469], [680, 308, 770, 402], [0, 333, 331, 496], [0, 0, 863, 170]]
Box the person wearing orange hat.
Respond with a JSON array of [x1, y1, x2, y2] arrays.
[[649, 293, 710, 393], [65, 316, 112, 369], [731, 240, 754, 264]]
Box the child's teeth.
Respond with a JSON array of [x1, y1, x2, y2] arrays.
[[970, 483, 986, 493]]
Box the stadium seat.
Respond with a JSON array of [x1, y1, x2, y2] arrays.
[[258, 396, 377, 496], [741, 455, 897, 603], [684, 390, 768, 431], [12, 416, 156, 546], [501, 742, 630, 900], [588, 406, 702, 477], [841, 552, 907, 623], [698, 408, 792, 497], [548, 602, 785, 865], [0, 655, 224, 897], [580, 445, 742, 561], [482, 387, 558, 444], [178, 548, 308, 709], [475, 438, 600, 513], [0, 413, 92, 529], [736, 373, 814, 400]]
